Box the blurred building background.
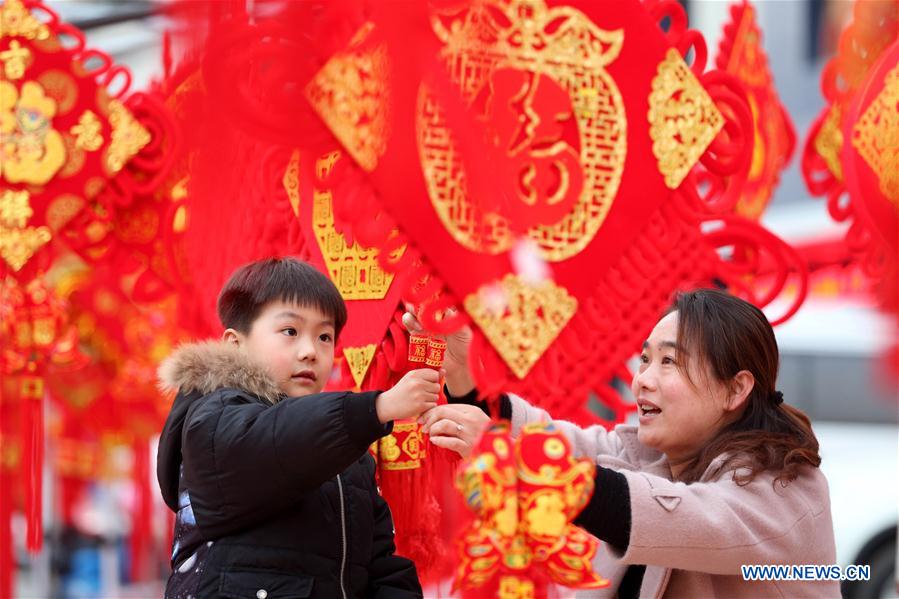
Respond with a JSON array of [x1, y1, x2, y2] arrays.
[[9, 1, 896, 597]]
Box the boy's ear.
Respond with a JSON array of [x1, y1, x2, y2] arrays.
[[222, 328, 242, 346]]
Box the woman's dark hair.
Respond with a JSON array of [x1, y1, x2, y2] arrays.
[[217, 257, 347, 339], [671, 289, 821, 486]]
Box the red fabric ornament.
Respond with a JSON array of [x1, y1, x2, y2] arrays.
[[308, 0, 806, 427], [715, 0, 796, 220], [801, 1, 898, 382], [0, 0, 154, 282], [454, 422, 609, 597]]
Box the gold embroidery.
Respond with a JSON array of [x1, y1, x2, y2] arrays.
[[417, 1, 627, 261], [0, 0, 50, 41], [379, 422, 426, 470], [116, 204, 159, 244], [455, 423, 609, 591], [306, 150, 405, 300], [815, 104, 843, 182], [45, 193, 83, 230], [0, 437, 20, 470], [498, 575, 535, 599], [305, 23, 390, 172], [343, 343, 377, 389], [0, 189, 52, 271], [851, 63, 899, 203], [37, 69, 77, 115], [379, 433, 402, 462], [58, 132, 85, 177], [425, 337, 446, 368], [0, 79, 66, 185], [70, 110, 103, 151], [525, 492, 567, 537], [464, 274, 577, 379], [283, 149, 300, 216], [104, 99, 150, 175], [0, 39, 30, 79], [648, 48, 724, 189]]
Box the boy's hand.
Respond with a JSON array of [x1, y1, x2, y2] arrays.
[[402, 305, 475, 397], [376, 368, 441, 423]]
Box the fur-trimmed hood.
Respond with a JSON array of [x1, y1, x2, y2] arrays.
[[158, 340, 283, 404]]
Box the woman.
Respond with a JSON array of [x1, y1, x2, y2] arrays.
[[415, 289, 840, 598]]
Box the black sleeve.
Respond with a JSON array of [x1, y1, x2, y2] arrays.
[[444, 387, 512, 420], [182, 390, 391, 539], [365, 460, 423, 598], [574, 465, 632, 552]]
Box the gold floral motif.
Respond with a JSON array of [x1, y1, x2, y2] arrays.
[[343, 343, 377, 389], [0, 39, 31, 79], [815, 104, 843, 182], [418, 0, 627, 261], [104, 99, 150, 175], [648, 48, 724, 189], [0, 0, 50, 41], [70, 110, 103, 151], [0, 79, 66, 185], [302, 150, 405, 300], [852, 63, 899, 204], [0, 189, 52, 271], [305, 23, 390, 172], [464, 274, 577, 379]]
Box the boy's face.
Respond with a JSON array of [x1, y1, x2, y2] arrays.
[[224, 300, 335, 397]]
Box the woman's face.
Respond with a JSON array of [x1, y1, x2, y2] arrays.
[[633, 311, 732, 466]]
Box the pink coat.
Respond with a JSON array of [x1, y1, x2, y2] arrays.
[[509, 395, 841, 598]]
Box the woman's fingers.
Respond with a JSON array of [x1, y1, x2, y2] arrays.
[[428, 418, 464, 437], [430, 435, 470, 457], [419, 404, 451, 431]]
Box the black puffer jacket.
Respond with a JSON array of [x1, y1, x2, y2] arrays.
[[156, 341, 422, 599]]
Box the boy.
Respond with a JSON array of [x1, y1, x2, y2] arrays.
[[157, 258, 435, 598]]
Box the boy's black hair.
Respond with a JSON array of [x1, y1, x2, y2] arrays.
[[217, 257, 347, 338]]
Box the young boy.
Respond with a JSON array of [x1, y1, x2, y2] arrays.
[[157, 257, 436, 598]]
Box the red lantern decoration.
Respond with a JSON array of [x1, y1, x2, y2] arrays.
[[454, 422, 609, 597]]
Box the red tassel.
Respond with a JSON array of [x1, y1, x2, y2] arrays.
[[129, 440, 152, 582], [21, 376, 43, 553], [377, 452, 442, 575], [0, 468, 13, 599]]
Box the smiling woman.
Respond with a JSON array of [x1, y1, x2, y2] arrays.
[[425, 289, 839, 598]]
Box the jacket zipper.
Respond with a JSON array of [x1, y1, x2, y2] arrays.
[[336, 474, 348, 599]]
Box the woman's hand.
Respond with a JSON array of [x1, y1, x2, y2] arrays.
[[419, 404, 490, 459], [402, 305, 475, 397]]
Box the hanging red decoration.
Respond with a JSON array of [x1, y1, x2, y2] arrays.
[[801, 0, 898, 379], [307, 0, 806, 426], [715, 0, 796, 220], [454, 422, 609, 597], [0, 0, 153, 282]]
